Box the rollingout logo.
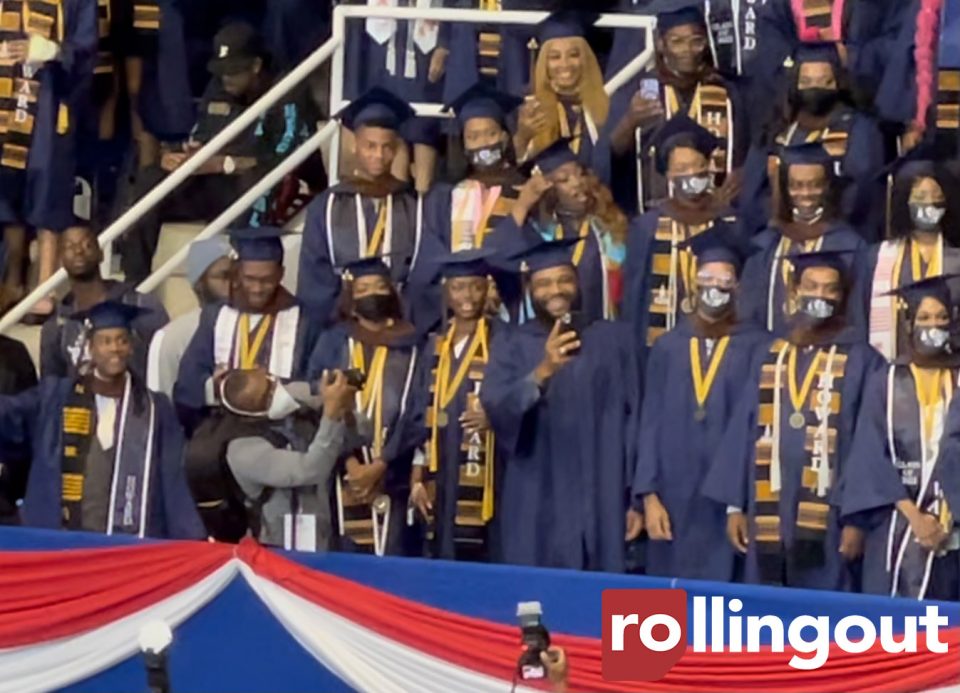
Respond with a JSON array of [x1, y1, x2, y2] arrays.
[[601, 589, 952, 681]]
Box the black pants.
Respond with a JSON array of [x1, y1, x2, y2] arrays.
[[119, 167, 256, 284]]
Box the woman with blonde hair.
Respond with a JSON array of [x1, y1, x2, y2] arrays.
[[513, 11, 612, 184]]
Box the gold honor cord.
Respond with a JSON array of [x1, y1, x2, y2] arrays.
[[238, 314, 273, 370], [689, 336, 729, 422], [787, 347, 824, 429]]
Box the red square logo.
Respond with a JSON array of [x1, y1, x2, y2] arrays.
[[601, 589, 688, 681]]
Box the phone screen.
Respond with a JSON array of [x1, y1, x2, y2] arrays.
[[640, 77, 660, 100]]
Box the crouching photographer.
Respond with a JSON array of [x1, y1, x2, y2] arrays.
[[185, 369, 358, 550]]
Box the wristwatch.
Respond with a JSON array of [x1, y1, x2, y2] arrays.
[[222, 155, 236, 175]]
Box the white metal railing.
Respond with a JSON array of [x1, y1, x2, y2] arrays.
[[0, 6, 655, 333]]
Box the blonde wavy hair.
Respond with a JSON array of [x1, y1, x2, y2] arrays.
[[531, 36, 609, 156]]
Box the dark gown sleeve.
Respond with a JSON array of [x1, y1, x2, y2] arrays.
[[305, 326, 348, 381], [739, 143, 774, 238], [873, 1, 920, 126], [842, 115, 886, 243], [479, 328, 541, 457], [173, 304, 218, 426], [155, 395, 205, 539], [8, 339, 38, 393], [938, 392, 960, 525], [839, 368, 908, 527], [422, 184, 453, 247], [0, 382, 44, 454], [632, 336, 669, 500], [621, 212, 659, 379], [293, 306, 326, 380], [382, 345, 431, 465], [298, 190, 343, 321], [39, 320, 68, 379], [737, 236, 773, 329], [56, 0, 98, 103]]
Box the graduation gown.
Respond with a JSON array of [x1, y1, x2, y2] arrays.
[[174, 299, 321, 424], [0, 336, 38, 522], [0, 377, 204, 539], [841, 363, 960, 601], [855, 239, 960, 361], [0, 0, 97, 231], [934, 388, 960, 578], [634, 320, 767, 581], [480, 318, 639, 572], [306, 322, 429, 556], [739, 108, 886, 240], [702, 330, 885, 590], [738, 224, 866, 338], [39, 281, 169, 380], [298, 180, 426, 326]]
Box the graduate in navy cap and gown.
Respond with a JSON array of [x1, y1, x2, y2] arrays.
[[738, 141, 864, 338], [481, 237, 640, 571], [409, 247, 503, 561], [0, 0, 97, 319], [842, 275, 960, 601], [740, 42, 885, 240], [608, 5, 743, 214], [496, 138, 628, 325], [512, 11, 612, 184], [633, 223, 766, 581], [704, 250, 885, 590], [299, 88, 428, 327], [0, 301, 204, 539], [622, 115, 739, 380], [858, 148, 960, 362], [307, 256, 428, 556], [175, 227, 321, 429]]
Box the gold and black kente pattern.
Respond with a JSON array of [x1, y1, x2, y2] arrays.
[[800, 0, 833, 30], [698, 84, 731, 174], [61, 380, 95, 530], [937, 69, 960, 131]]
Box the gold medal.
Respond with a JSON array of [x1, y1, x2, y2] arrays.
[[435, 410, 449, 428], [789, 412, 806, 429], [693, 407, 707, 422], [680, 296, 693, 314]]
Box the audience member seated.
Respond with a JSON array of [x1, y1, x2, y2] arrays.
[[119, 22, 318, 284], [299, 88, 428, 326], [705, 250, 885, 591], [147, 236, 232, 398], [307, 257, 427, 557], [633, 224, 766, 582], [739, 142, 864, 337], [0, 0, 97, 321], [188, 368, 357, 550], [513, 11, 611, 182], [622, 115, 738, 378], [859, 148, 960, 361], [843, 275, 960, 602], [482, 238, 639, 571], [499, 139, 627, 324], [0, 335, 37, 524], [0, 301, 204, 539], [410, 248, 501, 561], [175, 227, 321, 431], [741, 43, 884, 240], [40, 226, 168, 379], [609, 6, 742, 214]]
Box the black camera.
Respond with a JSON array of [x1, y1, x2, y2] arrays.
[[557, 311, 585, 355], [328, 368, 366, 389], [516, 601, 551, 681]]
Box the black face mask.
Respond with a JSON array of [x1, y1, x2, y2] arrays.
[[698, 287, 733, 319], [795, 88, 839, 117], [673, 173, 713, 200], [913, 326, 952, 358], [354, 293, 400, 322], [466, 142, 506, 169]]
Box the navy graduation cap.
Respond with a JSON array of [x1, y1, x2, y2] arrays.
[[880, 142, 943, 183], [337, 256, 392, 281], [336, 87, 415, 131], [435, 246, 498, 279], [444, 82, 524, 126], [784, 248, 856, 281], [227, 226, 291, 263], [657, 4, 706, 33], [681, 221, 745, 274], [778, 140, 833, 168], [530, 138, 578, 176], [790, 42, 842, 68], [509, 237, 584, 274], [884, 274, 960, 313], [537, 10, 599, 43], [76, 301, 151, 332], [649, 114, 720, 175]]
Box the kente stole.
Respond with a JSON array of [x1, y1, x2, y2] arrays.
[[664, 82, 732, 175], [476, 0, 501, 82], [754, 340, 847, 584], [886, 365, 956, 599], [423, 321, 495, 547], [645, 215, 712, 346], [450, 179, 515, 250], [61, 376, 156, 537], [0, 0, 66, 170], [94, 0, 162, 76], [792, 0, 845, 41]]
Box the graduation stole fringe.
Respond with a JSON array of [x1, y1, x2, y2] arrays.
[[645, 215, 711, 346], [753, 340, 847, 584], [61, 380, 96, 530], [0, 0, 63, 170], [664, 83, 733, 175], [424, 320, 495, 547]]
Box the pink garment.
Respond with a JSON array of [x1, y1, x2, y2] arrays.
[[914, 0, 944, 131]]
